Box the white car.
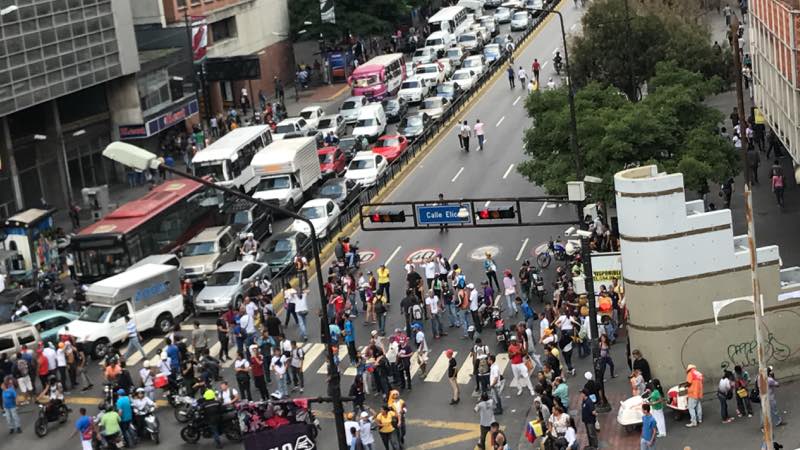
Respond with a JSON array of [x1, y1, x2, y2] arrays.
[[437, 58, 454, 78], [452, 68, 479, 90], [444, 46, 466, 68], [418, 96, 450, 121], [495, 6, 512, 23], [480, 15, 499, 36], [462, 55, 486, 76], [315, 114, 346, 136], [299, 105, 325, 130], [525, 0, 545, 15], [412, 47, 436, 66], [415, 62, 445, 87], [471, 24, 491, 43], [273, 117, 309, 140], [510, 11, 530, 30], [291, 198, 341, 239], [345, 151, 388, 187], [397, 76, 430, 104], [339, 96, 368, 124], [501, 0, 525, 9], [457, 32, 483, 54]]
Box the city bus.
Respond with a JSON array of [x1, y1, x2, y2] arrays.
[[348, 53, 407, 100], [71, 178, 222, 282], [428, 6, 471, 35], [191, 125, 271, 193]]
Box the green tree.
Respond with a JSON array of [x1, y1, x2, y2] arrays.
[[518, 63, 738, 202]]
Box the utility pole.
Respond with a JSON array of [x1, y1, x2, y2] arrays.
[[184, 12, 204, 124], [731, 14, 773, 448]]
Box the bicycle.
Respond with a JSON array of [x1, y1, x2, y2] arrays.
[[536, 237, 568, 269]]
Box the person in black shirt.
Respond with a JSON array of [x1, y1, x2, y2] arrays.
[[406, 268, 423, 302], [265, 310, 282, 337], [632, 349, 652, 382], [116, 361, 134, 394], [216, 316, 230, 361], [446, 349, 459, 404], [400, 290, 417, 336]]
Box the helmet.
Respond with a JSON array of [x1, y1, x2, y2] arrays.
[[117, 389, 126, 395], [135, 388, 145, 394], [203, 389, 216, 401]]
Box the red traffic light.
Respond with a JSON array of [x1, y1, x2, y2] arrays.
[[369, 211, 406, 223], [476, 207, 515, 220]]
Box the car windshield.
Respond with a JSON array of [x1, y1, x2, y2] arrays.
[[194, 163, 225, 180], [353, 75, 379, 87], [497, 7, 509, 14], [383, 100, 399, 109], [464, 59, 480, 68], [318, 118, 334, 128], [454, 72, 470, 79], [300, 206, 326, 220], [264, 238, 293, 254], [232, 210, 251, 224], [257, 176, 291, 191], [406, 116, 423, 126], [275, 124, 297, 134], [401, 81, 420, 89], [340, 138, 356, 149], [356, 118, 376, 127], [320, 182, 344, 197], [206, 271, 240, 286], [427, 38, 444, 46], [350, 158, 375, 170], [513, 12, 527, 19], [377, 137, 400, 147], [446, 49, 461, 58], [319, 152, 334, 163], [341, 101, 358, 110], [438, 85, 454, 93], [422, 98, 441, 109], [78, 304, 111, 323], [416, 66, 438, 74], [183, 241, 216, 256], [458, 34, 476, 42], [413, 49, 429, 57], [299, 110, 317, 119]]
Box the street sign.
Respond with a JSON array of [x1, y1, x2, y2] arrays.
[[416, 204, 471, 225]]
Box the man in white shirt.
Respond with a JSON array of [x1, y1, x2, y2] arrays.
[[43, 343, 58, 378], [489, 354, 503, 414], [219, 380, 240, 405], [423, 258, 437, 291], [425, 290, 444, 339], [293, 289, 310, 341], [344, 413, 360, 447], [359, 412, 375, 448], [459, 121, 472, 151]]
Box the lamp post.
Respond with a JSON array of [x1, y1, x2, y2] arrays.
[[532, 8, 582, 178], [101, 141, 350, 450]]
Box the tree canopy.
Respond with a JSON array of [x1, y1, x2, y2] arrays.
[[517, 62, 739, 204], [289, 0, 430, 41]]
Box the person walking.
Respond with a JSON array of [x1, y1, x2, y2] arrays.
[[489, 355, 503, 414], [733, 365, 752, 417], [580, 389, 598, 449], [234, 351, 252, 401], [249, 346, 269, 400], [646, 380, 667, 437], [376, 405, 401, 450], [474, 392, 495, 449], [216, 313, 230, 362], [290, 341, 305, 393], [746, 145, 760, 184], [2, 375, 20, 434], [766, 366, 783, 427], [474, 119, 485, 150], [484, 253, 500, 292], [508, 336, 534, 396], [507, 65, 515, 89], [425, 290, 444, 339], [685, 364, 704, 428], [446, 349, 459, 405], [717, 371, 735, 424], [460, 120, 472, 152], [641, 404, 658, 449], [532, 58, 541, 83], [772, 168, 786, 207], [517, 66, 528, 88], [377, 264, 391, 304], [502, 270, 518, 316], [122, 316, 147, 361], [295, 289, 310, 342], [599, 334, 616, 379]]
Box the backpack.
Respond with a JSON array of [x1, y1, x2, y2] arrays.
[[411, 304, 423, 321], [456, 274, 466, 289]]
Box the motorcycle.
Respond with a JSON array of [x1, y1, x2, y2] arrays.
[[554, 59, 563, 75], [93, 431, 125, 449], [179, 402, 241, 444], [494, 317, 510, 352], [531, 271, 546, 302], [133, 404, 161, 444], [34, 401, 70, 437], [173, 395, 196, 423]]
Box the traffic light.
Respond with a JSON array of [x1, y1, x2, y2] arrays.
[[476, 206, 515, 220], [369, 210, 406, 223]]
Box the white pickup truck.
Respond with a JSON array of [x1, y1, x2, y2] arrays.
[[62, 264, 184, 359]]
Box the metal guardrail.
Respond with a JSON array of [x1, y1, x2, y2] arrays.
[[264, 9, 554, 293]]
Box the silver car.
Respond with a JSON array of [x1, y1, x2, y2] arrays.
[[194, 261, 269, 312], [316, 114, 346, 137]]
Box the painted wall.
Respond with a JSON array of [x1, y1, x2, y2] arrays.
[[615, 165, 800, 390]]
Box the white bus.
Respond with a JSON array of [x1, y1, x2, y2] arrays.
[[192, 125, 271, 193], [428, 6, 471, 36]]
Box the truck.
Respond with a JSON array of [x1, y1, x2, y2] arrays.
[[250, 137, 322, 211], [62, 264, 184, 359]]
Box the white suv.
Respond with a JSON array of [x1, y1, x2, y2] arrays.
[[397, 76, 430, 104]]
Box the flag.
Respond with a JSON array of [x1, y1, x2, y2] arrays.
[[320, 0, 335, 24], [191, 18, 208, 63], [525, 419, 544, 443]]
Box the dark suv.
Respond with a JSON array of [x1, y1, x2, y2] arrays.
[[225, 199, 274, 242]]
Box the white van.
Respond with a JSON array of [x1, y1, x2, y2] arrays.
[[64, 264, 184, 359], [425, 31, 455, 57], [351, 104, 387, 142]]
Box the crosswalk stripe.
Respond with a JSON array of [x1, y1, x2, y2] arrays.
[[495, 353, 510, 374], [303, 343, 326, 372], [456, 355, 473, 385], [409, 351, 422, 379], [424, 351, 455, 382], [126, 338, 163, 366]]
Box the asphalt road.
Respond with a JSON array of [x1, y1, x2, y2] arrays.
[[6, 5, 587, 450]]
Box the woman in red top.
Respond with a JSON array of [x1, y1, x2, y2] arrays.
[[37, 350, 49, 389]]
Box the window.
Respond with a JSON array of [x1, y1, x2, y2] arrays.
[[219, 235, 231, 250], [17, 330, 36, 346], [242, 264, 258, 279], [211, 17, 237, 42], [110, 304, 129, 322], [0, 336, 14, 352], [176, 0, 187, 7]]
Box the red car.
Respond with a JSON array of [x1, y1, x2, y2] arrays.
[[371, 134, 409, 162], [318, 146, 347, 176]]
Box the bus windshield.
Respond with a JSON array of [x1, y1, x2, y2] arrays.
[[353, 75, 380, 87], [194, 162, 226, 180], [75, 247, 129, 281]]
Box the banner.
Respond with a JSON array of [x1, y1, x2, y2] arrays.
[[191, 18, 208, 63], [320, 0, 335, 24], [243, 423, 316, 450]]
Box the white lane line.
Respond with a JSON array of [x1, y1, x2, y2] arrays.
[[571, 23, 577, 30], [385, 245, 402, 265], [538, 201, 548, 216], [484, 200, 491, 207], [513, 96, 521, 106], [516, 238, 529, 261], [449, 242, 463, 262], [502, 164, 514, 179], [451, 167, 465, 182], [542, 61, 548, 69], [302, 343, 326, 372], [495, 116, 505, 127], [126, 338, 163, 366], [456, 355, 474, 385]]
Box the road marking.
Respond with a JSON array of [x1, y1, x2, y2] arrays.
[[409, 350, 422, 379], [126, 338, 162, 366], [451, 167, 464, 182], [385, 245, 402, 265], [408, 431, 481, 450], [571, 23, 577, 30], [302, 343, 326, 372], [493, 294, 502, 307], [542, 61, 548, 69], [538, 201, 548, 216], [512, 96, 521, 106], [516, 238, 529, 261], [502, 164, 514, 179], [449, 242, 463, 261], [456, 355, 474, 385], [484, 200, 491, 207], [495, 353, 510, 374], [425, 350, 455, 382], [495, 116, 505, 127]]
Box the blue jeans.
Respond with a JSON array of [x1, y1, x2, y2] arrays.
[[505, 294, 517, 314], [297, 312, 308, 339], [640, 438, 655, 450], [275, 372, 288, 397], [461, 310, 472, 336], [378, 314, 386, 335], [447, 303, 461, 327], [4, 407, 19, 430], [430, 313, 443, 337]]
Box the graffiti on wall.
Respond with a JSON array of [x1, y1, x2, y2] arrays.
[[724, 333, 791, 369]]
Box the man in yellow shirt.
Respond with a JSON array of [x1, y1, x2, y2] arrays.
[[376, 405, 401, 449], [377, 264, 392, 304]]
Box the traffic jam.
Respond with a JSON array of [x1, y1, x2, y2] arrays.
[[0, 0, 555, 448]]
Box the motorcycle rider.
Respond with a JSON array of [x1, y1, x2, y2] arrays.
[[38, 374, 65, 415], [97, 403, 123, 449], [115, 389, 135, 448], [553, 51, 563, 74], [240, 233, 258, 259], [198, 387, 224, 448], [131, 388, 156, 440]]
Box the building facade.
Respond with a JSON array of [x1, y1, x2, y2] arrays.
[[750, 0, 800, 162], [0, 0, 141, 217], [615, 165, 800, 389], [132, 0, 295, 119]]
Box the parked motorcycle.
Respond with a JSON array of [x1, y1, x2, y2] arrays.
[[494, 316, 510, 353], [179, 402, 241, 444], [133, 404, 161, 444], [34, 401, 70, 437], [173, 395, 196, 424]]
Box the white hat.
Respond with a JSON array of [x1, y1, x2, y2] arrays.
[[584, 371, 593, 381], [466, 283, 475, 289], [360, 411, 369, 419]]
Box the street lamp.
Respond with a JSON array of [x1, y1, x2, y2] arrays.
[[102, 141, 350, 450]]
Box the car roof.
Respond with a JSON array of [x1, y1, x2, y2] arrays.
[[21, 309, 77, 324], [353, 151, 377, 160], [377, 134, 402, 139], [268, 230, 306, 241], [0, 321, 34, 334], [343, 96, 365, 103], [403, 76, 423, 83], [189, 226, 230, 242], [216, 260, 260, 272], [301, 198, 333, 208], [320, 114, 341, 120], [278, 117, 305, 125], [0, 288, 37, 304], [300, 105, 322, 112], [223, 198, 259, 213]]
